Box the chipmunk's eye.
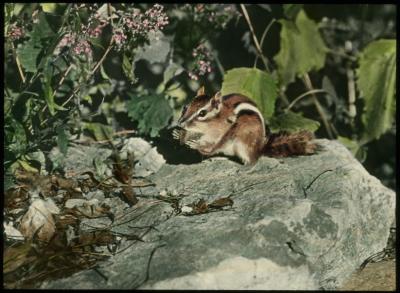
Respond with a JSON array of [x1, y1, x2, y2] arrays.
[[198, 110, 207, 117], [182, 104, 188, 114]]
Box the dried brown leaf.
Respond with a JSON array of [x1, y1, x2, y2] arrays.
[[190, 199, 209, 214], [209, 197, 234, 209], [19, 199, 60, 243], [3, 243, 36, 274]]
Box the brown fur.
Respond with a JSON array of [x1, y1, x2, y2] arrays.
[[203, 112, 266, 162], [263, 130, 316, 157], [176, 89, 316, 164]]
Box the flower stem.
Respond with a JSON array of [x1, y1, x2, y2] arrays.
[[240, 4, 270, 72]]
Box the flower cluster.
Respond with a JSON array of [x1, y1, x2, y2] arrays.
[[55, 8, 110, 58], [54, 4, 169, 56], [188, 43, 213, 81], [86, 19, 108, 38], [7, 24, 24, 41], [73, 39, 92, 55], [115, 4, 169, 50], [183, 4, 240, 29], [55, 32, 93, 58], [113, 29, 128, 48]]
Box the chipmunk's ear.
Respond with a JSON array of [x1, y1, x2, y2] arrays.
[[211, 91, 222, 109], [213, 91, 222, 102], [197, 86, 205, 96]]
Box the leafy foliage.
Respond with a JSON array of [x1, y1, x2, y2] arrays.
[[127, 94, 173, 137], [221, 67, 278, 119], [274, 10, 327, 87], [356, 39, 396, 143], [4, 3, 397, 192]]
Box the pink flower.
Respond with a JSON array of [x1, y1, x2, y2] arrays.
[[73, 39, 92, 56], [8, 24, 24, 41]]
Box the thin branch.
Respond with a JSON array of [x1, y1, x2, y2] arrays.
[[286, 89, 327, 111], [326, 49, 357, 62], [40, 64, 74, 114], [240, 4, 270, 72], [346, 65, 356, 120], [254, 18, 276, 68], [90, 41, 113, 76], [58, 64, 74, 86], [302, 74, 338, 139], [11, 42, 26, 83]]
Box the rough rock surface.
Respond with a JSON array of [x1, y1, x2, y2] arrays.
[[40, 139, 395, 290]]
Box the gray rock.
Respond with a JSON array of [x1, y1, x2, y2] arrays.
[[40, 139, 395, 290]]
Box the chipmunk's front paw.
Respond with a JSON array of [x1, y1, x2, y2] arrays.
[[172, 129, 181, 140], [185, 139, 200, 150]]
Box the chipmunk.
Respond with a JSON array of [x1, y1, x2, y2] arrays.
[[173, 86, 316, 165]]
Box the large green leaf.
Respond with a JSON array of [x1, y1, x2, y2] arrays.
[[16, 40, 42, 73], [220, 67, 278, 120], [123, 53, 136, 83], [274, 10, 327, 87], [42, 60, 66, 115], [356, 39, 396, 143], [16, 13, 55, 73], [269, 111, 320, 133], [127, 94, 173, 137]]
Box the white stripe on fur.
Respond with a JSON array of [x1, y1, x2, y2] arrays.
[[233, 103, 266, 137]]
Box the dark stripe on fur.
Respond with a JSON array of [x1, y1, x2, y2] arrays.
[[222, 94, 237, 101], [223, 94, 256, 106]]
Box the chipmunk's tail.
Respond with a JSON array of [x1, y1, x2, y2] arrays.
[[263, 130, 316, 157]]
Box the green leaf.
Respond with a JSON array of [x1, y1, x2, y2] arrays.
[[274, 10, 327, 87], [16, 13, 55, 73], [16, 40, 42, 72], [134, 31, 171, 64], [57, 125, 68, 155], [40, 3, 57, 13], [221, 67, 278, 120], [26, 150, 47, 174], [29, 13, 54, 42], [123, 54, 136, 83], [337, 136, 359, 156], [6, 118, 27, 156], [127, 94, 173, 137], [337, 136, 367, 162], [163, 63, 184, 84], [100, 64, 110, 80], [269, 111, 320, 133], [356, 39, 396, 143], [42, 61, 56, 115], [18, 158, 39, 173], [84, 122, 114, 141], [283, 4, 303, 20]]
